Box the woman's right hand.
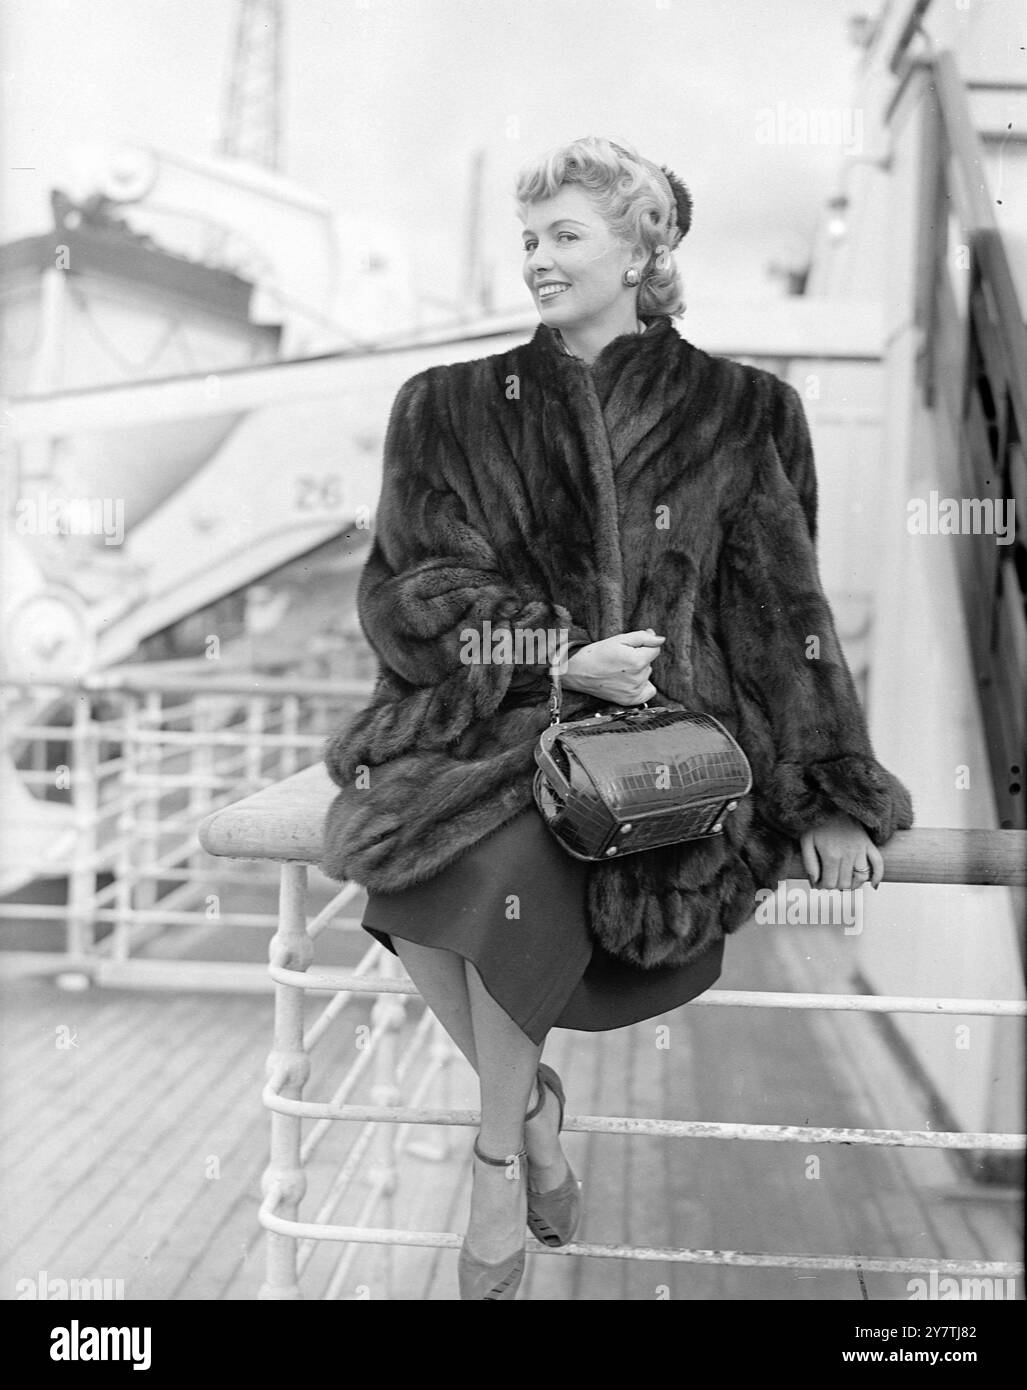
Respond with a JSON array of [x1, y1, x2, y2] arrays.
[[561, 630, 666, 706]]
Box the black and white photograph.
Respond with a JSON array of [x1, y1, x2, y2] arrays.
[[0, 0, 1023, 1336]]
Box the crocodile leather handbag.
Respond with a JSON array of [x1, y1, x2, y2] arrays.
[[532, 666, 753, 862]]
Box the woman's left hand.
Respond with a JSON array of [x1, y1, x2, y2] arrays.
[[799, 813, 884, 891]]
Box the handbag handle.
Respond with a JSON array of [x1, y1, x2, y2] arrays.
[[547, 658, 651, 727], [547, 662, 563, 727]]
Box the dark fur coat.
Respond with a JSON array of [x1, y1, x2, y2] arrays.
[[321, 313, 913, 969]]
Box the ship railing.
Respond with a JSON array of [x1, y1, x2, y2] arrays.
[[0, 669, 372, 986], [913, 49, 1026, 836], [198, 764, 1027, 1300]]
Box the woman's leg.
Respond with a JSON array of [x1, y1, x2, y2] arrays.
[[463, 961, 540, 1260], [391, 938, 478, 1069], [390, 937, 569, 1256]]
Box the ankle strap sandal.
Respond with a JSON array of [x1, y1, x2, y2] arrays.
[[525, 1064, 582, 1248], [459, 1136, 528, 1299]]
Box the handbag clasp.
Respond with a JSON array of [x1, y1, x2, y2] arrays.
[[547, 667, 562, 726]]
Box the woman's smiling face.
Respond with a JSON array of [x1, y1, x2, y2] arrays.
[[520, 185, 642, 332]]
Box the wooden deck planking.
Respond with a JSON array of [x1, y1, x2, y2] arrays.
[[0, 995, 209, 1254], [773, 927, 1020, 1298], [648, 929, 846, 1299], [0, 886, 1022, 1302], [0, 996, 165, 1160], [574, 1027, 630, 1301], [770, 924, 1021, 1299], [0, 994, 264, 1280], [73, 1010, 271, 1284], [659, 1005, 720, 1300], [170, 1179, 265, 1300], [0, 993, 201, 1158]]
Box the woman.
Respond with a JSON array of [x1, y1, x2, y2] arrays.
[[321, 135, 913, 1300]]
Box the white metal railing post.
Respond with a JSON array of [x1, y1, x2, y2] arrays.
[[367, 951, 407, 1299], [113, 690, 139, 961], [279, 695, 300, 780], [65, 691, 98, 969], [187, 696, 216, 881], [136, 690, 163, 912], [260, 861, 314, 1299], [245, 697, 267, 787]]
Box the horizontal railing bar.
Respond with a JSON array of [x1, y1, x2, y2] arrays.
[[5, 724, 302, 753], [259, 1100, 1024, 1151], [5, 724, 113, 741], [257, 1201, 1023, 1276], [264, 965, 1025, 1016], [125, 730, 326, 748], [95, 907, 282, 927], [1, 671, 374, 698], [92, 959, 273, 991], [0, 904, 84, 921], [964, 78, 1027, 91], [0, 956, 276, 989], [698, 988, 1026, 1015], [9, 771, 70, 787], [0, 902, 360, 932], [0, 951, 96, 978], [103, 863, 277, 885]]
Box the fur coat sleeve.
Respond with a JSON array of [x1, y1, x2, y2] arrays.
[[720, 380, 911, 845], [321, 315, 913, 970], [343, 371, 593, 750]]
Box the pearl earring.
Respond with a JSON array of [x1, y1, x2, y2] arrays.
[[622, 267, 640, 287]]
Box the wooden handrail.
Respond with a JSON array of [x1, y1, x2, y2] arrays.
[[889, 0, 934, 74], [918, 50, 1027, 836], [973, 228, 1027, 454], [198, 763, 1027, 888], [929, 51, 1026, 432], [932, 51, 1002, 233]]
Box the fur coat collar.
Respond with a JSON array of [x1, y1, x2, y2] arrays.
[[321, 313, 913, 969]]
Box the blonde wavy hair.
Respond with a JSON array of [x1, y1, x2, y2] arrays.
[[514, 135, 689, 318]]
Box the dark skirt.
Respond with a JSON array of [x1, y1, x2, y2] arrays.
[[360, 806, 724, 1045]]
